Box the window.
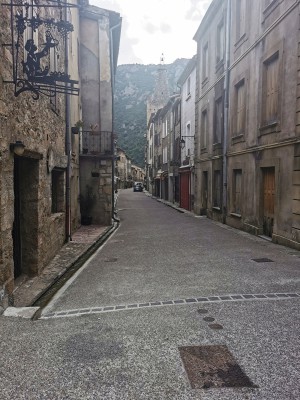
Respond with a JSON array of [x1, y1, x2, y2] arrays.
[[216, 21, 225, 64], [214, 97, 223, 144], [187, 76, 191, 97], [262, 51, 279, 126], [51, 170, 65, 213], [186, 123, 191, 137], [163, 146, 168, 164], [236, 0, 246, 41], [213, 170, 221, 208], [201, 109, 208, 149], [234, 79, 246, 135], [233, 170, 242, 214], [163, 118, 168, 138], [202, 43, 209, 81]]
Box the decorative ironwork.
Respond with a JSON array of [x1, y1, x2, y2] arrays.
[[2, 0, 79, 100]]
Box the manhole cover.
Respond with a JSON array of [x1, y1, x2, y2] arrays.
[[104, 258, 118, 262], [179, 345, 257, 389], [197, 309, 208, 314], [252, 258, 274, 263], [203, 316, 215, 322], [209, 323, 223, 330]]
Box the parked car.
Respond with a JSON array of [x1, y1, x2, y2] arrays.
[[133, 182, 143, 192]]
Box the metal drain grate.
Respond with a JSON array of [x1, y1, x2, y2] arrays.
[[252, 258, 274, 263], [179, 345, 257, 389]]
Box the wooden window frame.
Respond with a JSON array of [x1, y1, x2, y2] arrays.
[[232, 169, 242, 216], [186, 76, 191, 98], [200, 107, 209, 152], [51, 169, 65, 214], [259, 42, 283, 135], [202, 42, 209, 86], [231, 72, 248, 143], [213, 169, 222, 209], [216, 19, 225, 70], [214, 96, 223, 145]]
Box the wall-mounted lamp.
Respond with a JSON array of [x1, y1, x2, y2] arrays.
[[10, 140, 25, 156], [180, 136, 194, 150]]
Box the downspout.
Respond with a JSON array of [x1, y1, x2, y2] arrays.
[[65, 7, 71, 241], [172, 101, 176, 203], [177, 83, 182, 207], [222, 0, 231, 224], [110, 19, 122, 222]]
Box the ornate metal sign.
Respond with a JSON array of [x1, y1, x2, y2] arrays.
[[3, 0, 79, 99]]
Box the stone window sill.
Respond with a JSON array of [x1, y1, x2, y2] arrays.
[[231, 134, 244, 144], [259, 121, 279, 136], [230, 212, 241, 219]]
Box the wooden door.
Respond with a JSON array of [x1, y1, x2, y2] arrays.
[[180, 172, 190, 211], [202, 171, 208, 214], [263, 167, 275, 237], [13, 157, 22, 278]]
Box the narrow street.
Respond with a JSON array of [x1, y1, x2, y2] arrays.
[[1, 189, 300, 399]]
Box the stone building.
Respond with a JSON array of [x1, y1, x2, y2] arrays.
[[116, 147, 131, 189], [79, 5, 121, 226], [148, 94, 181, 202], [146, 56, 170, 198], [0, 0, 121, 309], [194, 0, 300, 249], [145, 112, 155, 193], [0, 0, 82, 307], [177, 55, 196, 211], [131, 164, 145, 184]]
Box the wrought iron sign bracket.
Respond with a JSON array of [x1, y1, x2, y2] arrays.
[[2, 0, 80, 100]]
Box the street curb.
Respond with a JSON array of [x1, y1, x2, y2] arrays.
[[155, 197, 191, 215], [31, 221, 119, 313]]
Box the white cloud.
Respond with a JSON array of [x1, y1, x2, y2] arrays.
[[89, 0, 212, 65]]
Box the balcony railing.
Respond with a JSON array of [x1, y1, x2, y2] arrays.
[[81, 131, 113, 156]]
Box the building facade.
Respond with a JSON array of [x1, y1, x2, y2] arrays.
[[79, 5, 121, 226], [194, 0, 300, 249], [116, 147, 131, 188], [178, 56, 196, 211], [0, 0, 83, 307], [0, 0, 121, 309]]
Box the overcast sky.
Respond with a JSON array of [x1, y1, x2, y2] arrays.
[[89, 0, 212, 65]]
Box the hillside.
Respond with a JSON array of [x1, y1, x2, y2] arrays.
[[114, 58, 189, 167]]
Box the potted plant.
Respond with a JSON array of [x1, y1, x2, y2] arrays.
[[80, 185, 96, 225]]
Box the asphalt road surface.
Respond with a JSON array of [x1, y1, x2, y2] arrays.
[[1, 189, 299, 399]]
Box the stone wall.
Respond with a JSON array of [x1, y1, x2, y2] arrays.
[[0, 0, 71, 307]]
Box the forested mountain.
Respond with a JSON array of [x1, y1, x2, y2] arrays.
[[114, 58, 189, 167]]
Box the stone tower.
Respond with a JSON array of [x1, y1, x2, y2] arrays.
[[147, 53, 170, 122]]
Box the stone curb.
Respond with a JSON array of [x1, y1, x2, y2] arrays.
[[0, 221, 119, 319], [30, 221, 119, 314], [3, 306, 41, 319]]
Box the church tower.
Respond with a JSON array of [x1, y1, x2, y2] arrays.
[[147, 53, 170, 122]]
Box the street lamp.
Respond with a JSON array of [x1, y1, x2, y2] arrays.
[[180, 136, 194, 150]]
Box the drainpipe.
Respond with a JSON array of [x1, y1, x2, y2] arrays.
[[222, 0, 231, 224], [65, 8, 71, 241], [110, 19, 122, 222]]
